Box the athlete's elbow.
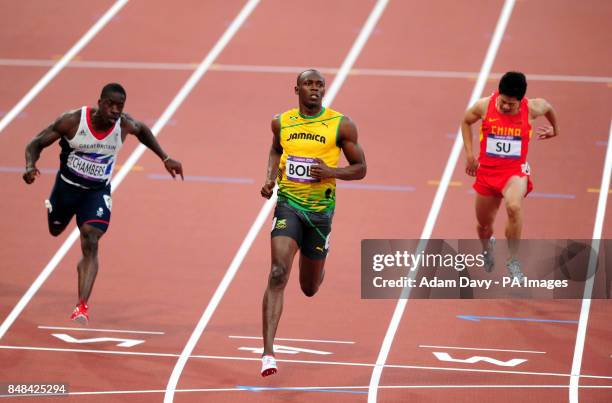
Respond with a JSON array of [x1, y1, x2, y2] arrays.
[[356, 163, 367, 180]]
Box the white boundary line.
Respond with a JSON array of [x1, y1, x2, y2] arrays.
[[228, 335, 355, 344], [163, 1, 390, 401], [418, 345, 546, 354], [367, 1, 517, 401], [569, 120, 612, 402], [0, 0, 260, 340], [0, 0, 129, 135], [3, 345, 612, 381], [3, 384, 612, 399], [37, 326, 164, 335], [3, 384, 612, 398], [1, 58, 610, 84]]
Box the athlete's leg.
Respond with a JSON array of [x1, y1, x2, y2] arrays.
[[299, 254, 325, 297], [262, 236, 299, 356], [502, 175, 528, 259], [74, 185, 111, 306], [76, 224, 104, 304], [475, 193, 502, 249]]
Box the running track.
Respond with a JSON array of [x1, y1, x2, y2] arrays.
[[0, 1, 610, 402]]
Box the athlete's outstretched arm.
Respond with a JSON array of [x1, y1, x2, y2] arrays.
[[461, 97, 488, 177], [123, 114, 183, 180], [261, 116, 282, 199], [311, 116, 366, 181], [23, 112, 76, 184], [529, 98, 559, 140]]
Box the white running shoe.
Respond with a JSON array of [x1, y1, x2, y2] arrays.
[[261, 355, 277, 377], [506, 258, 524, 281], [483, 237, 496, 273]]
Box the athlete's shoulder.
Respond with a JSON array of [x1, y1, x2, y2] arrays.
[[474, 96, 491, 117], [324, 107, 344, 118], [337, 114, 358, 144], [277, 108, 300, 126], [119, 112, 140, 133], [55, 108, 81, 134], [526, 98, 551, 118]]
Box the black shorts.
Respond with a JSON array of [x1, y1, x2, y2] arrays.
[[271, 201, 333, 260], [46, 174, 112, 233]]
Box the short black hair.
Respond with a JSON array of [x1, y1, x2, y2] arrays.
[[296, 69, 322, 85], [100, 82, 126, 99], [498, 72, 527, 100]]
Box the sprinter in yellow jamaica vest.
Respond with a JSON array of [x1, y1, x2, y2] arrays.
[[259, 69, 367, 376]]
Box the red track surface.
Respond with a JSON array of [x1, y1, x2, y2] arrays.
[[0, 1, 610, 402]]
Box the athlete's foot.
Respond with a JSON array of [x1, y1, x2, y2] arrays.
[[483, 237, 496, 273], [506, 258, 524, 281], [70, 302, 89, 324], [261, 355, 277, 377]]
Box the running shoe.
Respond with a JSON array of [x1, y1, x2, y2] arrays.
[[482, 237, 496, 273], [261, 355, 277, 377], [506, 258, 525, 281], [70, 302, 89, 324]]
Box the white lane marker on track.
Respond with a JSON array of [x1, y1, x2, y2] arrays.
[[38, 326, 164, 335], [2, 345, 612, 380], [2, 59, 609, 84], [229, 335, 355, 344], [419, 345, 546, 354]]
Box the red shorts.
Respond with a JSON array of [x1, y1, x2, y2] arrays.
[[473, 163, 533, 198]]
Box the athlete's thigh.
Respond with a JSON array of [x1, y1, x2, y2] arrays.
[[502, 175, 528, 206], [75, 184, 112, 233], [475, 193, 502, 227], [300, 208, 333, 261], [271, 201, 303, 268]]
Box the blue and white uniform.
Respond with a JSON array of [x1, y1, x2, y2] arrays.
[[47, 107, 122, 233]]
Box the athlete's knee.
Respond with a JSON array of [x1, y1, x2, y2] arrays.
[[506, 201, 522, 220], [80, 230, 101, 256], [268, 263, 289, 289], [477, 222, 493, 232]]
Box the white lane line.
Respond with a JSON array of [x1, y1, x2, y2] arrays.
[[2, 345, 612, 381], [569, 120, 612, 403], [418, 345, 546, 354], [229, 335, 355, 344], [0, 345, 177, 357], [37, 326, 164, 335], [163, 2, 389, 402], [367, 1, 517, 401], [0, 0, 258, 341], [0, 0, 129, 135], [5, 384, 612, 399], [1, 58, 610, 84]]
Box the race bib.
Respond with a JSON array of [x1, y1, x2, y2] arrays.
[[67, 153, 113, 182], [286, 155, 319, 183], [485, 134, 521, 159]]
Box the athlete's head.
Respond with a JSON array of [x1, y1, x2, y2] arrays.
[[497, 72, 527, 114], [295, 69, 325, 110], [98, 83, 126, 125]]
